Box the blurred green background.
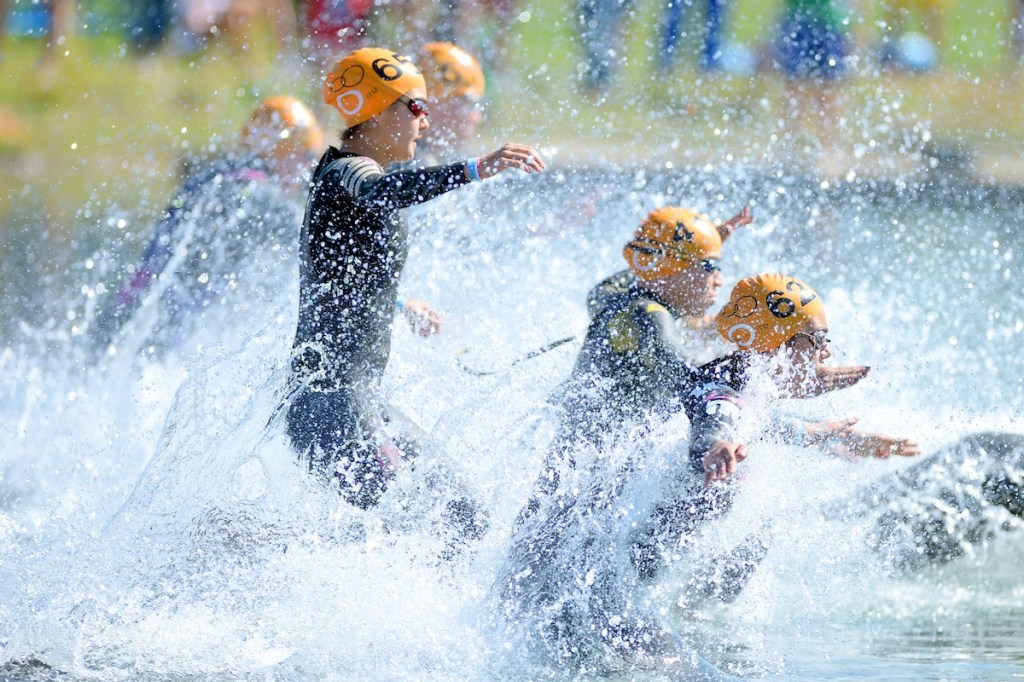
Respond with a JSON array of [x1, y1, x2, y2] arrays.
[[0, 0, 1021, 254]]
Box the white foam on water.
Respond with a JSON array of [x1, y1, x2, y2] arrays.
[[2, 168, 1023, 679]]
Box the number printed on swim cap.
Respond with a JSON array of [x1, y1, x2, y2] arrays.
[[727, 323, 756, 348], [714, 274, 827, 353], [336, 90, 365, 116], [766, 290, 796, 319]]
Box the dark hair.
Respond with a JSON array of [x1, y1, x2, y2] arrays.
[[341, 122, 365, 141]]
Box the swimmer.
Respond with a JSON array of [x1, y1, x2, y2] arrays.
[[414, 41, 487, 165], [91, 95, 325, 355], [287, 47, 545, 522], [631, 274, 921, 581], [518, 205, 753, 524]]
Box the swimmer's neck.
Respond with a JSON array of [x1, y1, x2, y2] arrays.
[[339, 131, 404, 168], [339, 139, 388, 166]]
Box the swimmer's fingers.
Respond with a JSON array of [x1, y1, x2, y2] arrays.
[[403, 299, 442, 337], [728, 206, 754, 228], [717, 206, 753, 240], [703, 440, 747, 487], [806, 416, 860, 441], [849, 433, 921, 459], [884, 438, 922, 458], [816, 364, 870, 393], [478, 143, 547, 178]]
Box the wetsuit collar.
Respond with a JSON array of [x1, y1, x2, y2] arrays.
[[626, 270, 687, 319]]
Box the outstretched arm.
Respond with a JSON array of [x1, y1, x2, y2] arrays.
[[345, 143, 545, 210]]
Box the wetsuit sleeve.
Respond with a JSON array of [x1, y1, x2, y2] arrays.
[[331, 156, 470, 210], [686, 382, 742, 472]]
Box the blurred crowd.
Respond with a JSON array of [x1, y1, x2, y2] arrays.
[[2, 0, 1024, 76]]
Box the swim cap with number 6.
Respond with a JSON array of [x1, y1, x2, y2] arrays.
[[714, 274, 827, 353], [323, 47, 426, 129]]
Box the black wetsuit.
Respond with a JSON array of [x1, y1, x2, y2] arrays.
[[850, 431, 1024, 571], [287, 147, 470, 508], [497, 351, 750, 676], [498, 266, 752, 671], [522, 270, 712, 519]]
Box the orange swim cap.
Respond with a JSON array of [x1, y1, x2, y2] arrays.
[[323, 47, 426, 129], [714, 274, 827, 353], [241, 95, 325, 161], [421, 42, 486, 102], [623, 207, 722, 281]]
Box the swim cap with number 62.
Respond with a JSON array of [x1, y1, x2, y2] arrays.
[[714, 274, 827, 353]]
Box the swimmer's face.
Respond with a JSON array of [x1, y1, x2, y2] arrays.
[[655, 258, 724, 317], [785, 323, 832, 363], [776, 319, 832, 396], [377, 87, 430, 163]]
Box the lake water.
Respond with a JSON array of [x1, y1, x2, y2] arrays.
[[1, 164, 1022, 680]]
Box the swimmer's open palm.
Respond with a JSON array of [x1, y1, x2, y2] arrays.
[[793, 363, 870, 397], [846, 432, 922, 459], [478, 143, 546, 178]]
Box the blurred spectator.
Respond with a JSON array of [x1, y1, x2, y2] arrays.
[[660, 0, 726, 71], [577, 0, 634, 90], [0, 1, 8, 51], [128, 0, 174, 55], [878, 0, 943, 72], [775, 0, 849, 150], [181, 0, 296, 56], [304, 0, 372, 58], [432, 0, 519, 71], [43, 0, 72, 60], [1010, 0, 1024, 66], [2, 0, 74, 62]]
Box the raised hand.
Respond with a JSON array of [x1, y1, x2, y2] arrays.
[[716, 206, 753, 241]]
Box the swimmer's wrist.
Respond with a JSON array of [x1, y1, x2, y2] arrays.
[[466, 157, 482, 182], [789, 419, 808, 446], [395, 299, 405, 313]]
